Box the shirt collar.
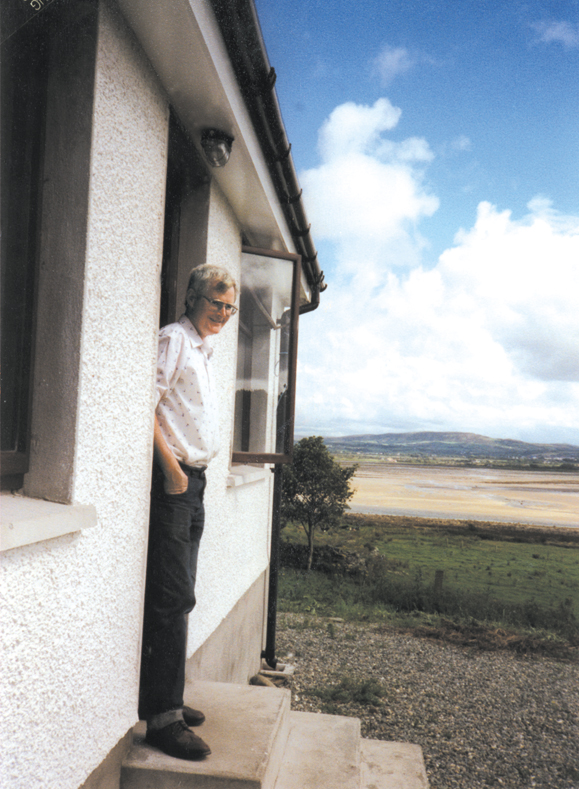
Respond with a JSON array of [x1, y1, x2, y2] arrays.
[[179, 314, 214, 358]]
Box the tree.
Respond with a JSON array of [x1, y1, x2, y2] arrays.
[[281, 436, 357, 571]]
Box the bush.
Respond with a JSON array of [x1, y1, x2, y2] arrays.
[[281, 437, 357, 570]]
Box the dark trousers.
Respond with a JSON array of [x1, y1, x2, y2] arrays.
[[138, 463, 206, 723]]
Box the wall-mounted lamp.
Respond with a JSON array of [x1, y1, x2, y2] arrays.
[[200, 128, 234, 167]]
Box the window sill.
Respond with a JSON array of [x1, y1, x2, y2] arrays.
[[226, 465, 271, 487], [0, 493, 97, 552]]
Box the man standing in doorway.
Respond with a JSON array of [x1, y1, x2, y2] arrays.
[[139, 264, 238, 760]]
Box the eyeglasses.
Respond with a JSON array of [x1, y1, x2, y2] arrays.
[[201, 295, 238, 315]]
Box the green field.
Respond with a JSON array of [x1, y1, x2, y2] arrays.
[[279, 514, 579, 643]]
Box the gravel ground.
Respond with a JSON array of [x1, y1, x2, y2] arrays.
[[275, 613, 579, 789]]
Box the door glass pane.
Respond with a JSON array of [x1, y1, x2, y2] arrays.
[[233, 251, 295, 457]]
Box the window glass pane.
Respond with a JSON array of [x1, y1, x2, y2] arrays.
[[233, 252, 295, 457], [1, 18, 48, 457]]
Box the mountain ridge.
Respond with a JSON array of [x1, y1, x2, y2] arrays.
[[322, 431, 579, 461]]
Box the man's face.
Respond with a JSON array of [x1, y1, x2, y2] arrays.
[[188, 284, 236, 339]]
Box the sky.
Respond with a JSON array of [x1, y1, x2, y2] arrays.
[[254, 0, 579, 445]]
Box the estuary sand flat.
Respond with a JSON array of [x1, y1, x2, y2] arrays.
[[350, 464, 579, 527]]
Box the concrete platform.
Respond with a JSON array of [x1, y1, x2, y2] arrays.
[[121, 681, 290, 789], [273, 711, 360, 789], [121, 680, 429, 789], [360, 739, 429, 789]]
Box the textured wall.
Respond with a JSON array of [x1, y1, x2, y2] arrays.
[[187, 180, 274, 658], [0, 4, 169, 787]]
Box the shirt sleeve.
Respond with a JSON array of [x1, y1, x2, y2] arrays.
[[155, 327, 186, 407]]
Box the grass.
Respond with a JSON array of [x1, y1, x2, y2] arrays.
[[333, 451, 579, 471], [278, 569, 577, 658], [278, 514, 579, 655], [282, 514, 579, 612]]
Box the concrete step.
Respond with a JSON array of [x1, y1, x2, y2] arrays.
[[360, 739, 429, 789], [121, 681, 291, 789], [273, 711, 361, 789]]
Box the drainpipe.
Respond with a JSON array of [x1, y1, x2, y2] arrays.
[[299, 288, 320, 315], [262, 464, 283, 668], [262, 292, 318, 669]]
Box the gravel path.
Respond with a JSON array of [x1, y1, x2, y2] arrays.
[[275, 613, 579, 789]]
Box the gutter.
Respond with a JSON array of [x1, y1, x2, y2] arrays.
[[208, 0, 326, 313]]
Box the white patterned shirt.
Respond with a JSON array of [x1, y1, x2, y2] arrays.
[[155, 315, 219, 467]]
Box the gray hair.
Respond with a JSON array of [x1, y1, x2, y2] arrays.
[[185, 264, 237, 306]]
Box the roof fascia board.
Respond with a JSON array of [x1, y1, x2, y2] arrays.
[[115, 0, 295, 252]]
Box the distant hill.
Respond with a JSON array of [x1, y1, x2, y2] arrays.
[[323, 431, 579, 462]]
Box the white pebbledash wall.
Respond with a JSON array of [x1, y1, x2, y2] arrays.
[[1, 4, 274, 788], [0, 6, 167, 787]]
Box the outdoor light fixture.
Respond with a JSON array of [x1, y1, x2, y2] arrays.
[[200, 128, 234, 167]]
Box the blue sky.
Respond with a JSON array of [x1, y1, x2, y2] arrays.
[[255, 0, 579, 445]]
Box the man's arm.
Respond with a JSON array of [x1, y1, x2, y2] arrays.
[[154, 415, 188, 494]]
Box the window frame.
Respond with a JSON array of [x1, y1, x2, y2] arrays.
[[231, 246, 301, 466]]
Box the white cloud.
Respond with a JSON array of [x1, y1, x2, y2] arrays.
[[295, 100, 579, 443], [440, 200, 579, 383], [372, 45, 415, 86], [377, 137, 434, 163], [532, 20, 579, 48], [317, 98, 401, 161], [301, 99, 438, 272], [450, 135, 472, 152]]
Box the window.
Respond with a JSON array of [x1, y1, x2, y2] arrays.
[[1, 13, 50, 485], [232, 247, 300, 464], [2, 2, 99, 498]]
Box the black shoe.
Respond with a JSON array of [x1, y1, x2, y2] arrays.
[[183, 705, 205, 727], [146, 720, 211, 760]]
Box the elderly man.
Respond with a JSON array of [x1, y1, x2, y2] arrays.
[[139, 263, 237, 760]]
